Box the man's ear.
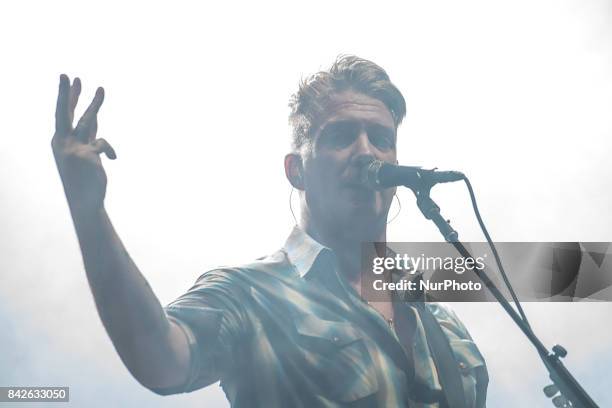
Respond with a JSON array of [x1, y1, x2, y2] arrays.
[[284, 153, 304, 190]]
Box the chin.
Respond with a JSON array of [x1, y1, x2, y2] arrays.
[[343, 224, 384, 243], [348, 198, 388, 220], [339, 209, 387, 241]]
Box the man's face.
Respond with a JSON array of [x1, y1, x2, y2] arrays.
[[302, 90, 397, 240]]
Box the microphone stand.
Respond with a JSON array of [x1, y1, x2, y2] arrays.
[[411, 183, 599, 408]]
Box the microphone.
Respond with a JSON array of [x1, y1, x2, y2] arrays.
[[360, 160, 464, 190]]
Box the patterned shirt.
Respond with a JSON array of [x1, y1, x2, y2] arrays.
[[158, 227, 488, 407]]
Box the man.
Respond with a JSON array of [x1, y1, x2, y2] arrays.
[[52, 55, 487, 407]]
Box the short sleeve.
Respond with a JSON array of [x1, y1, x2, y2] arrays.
[[159, 269, 252, 394]]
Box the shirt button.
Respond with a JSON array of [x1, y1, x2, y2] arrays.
[[333, 336, 340, 343], [459, 362, 467, 370]]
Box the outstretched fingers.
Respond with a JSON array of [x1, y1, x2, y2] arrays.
[[54, 77, 115, 159], [76, 87, 105, 142], [92, 138, 117, 160], [55, 74, 71, 134], [68, 77, 81, 125]]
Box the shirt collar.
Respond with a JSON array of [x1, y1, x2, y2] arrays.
[[282, 226, 333, 279], [282, 227, 426, 302]]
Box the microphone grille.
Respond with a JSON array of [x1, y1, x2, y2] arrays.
[[360, 160, 385, 190]]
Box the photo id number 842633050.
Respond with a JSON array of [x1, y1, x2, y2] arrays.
[[0, 387, 69, 402]]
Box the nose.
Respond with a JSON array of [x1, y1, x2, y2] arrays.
[[352, 129, 376, 167]]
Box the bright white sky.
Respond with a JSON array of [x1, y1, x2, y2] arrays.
[[0, 0, 611, 406]]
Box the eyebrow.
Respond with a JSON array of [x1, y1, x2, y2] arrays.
[[320, 119, 395, 134], [320, 120, 359, 132], [317, 120, 397, 150], [366, 123, 396, 135]]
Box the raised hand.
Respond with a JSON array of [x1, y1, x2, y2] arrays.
[[52, 74, 116, 214]]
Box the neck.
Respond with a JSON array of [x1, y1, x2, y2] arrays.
[[300, 215, 387, 291]]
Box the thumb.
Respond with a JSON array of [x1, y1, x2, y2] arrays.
[[91, 138, 117, 160]]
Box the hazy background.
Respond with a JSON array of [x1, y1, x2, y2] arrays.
[[1, 0, 611, 406]]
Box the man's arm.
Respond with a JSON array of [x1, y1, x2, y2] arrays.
[[51, 74, 190, 391]]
